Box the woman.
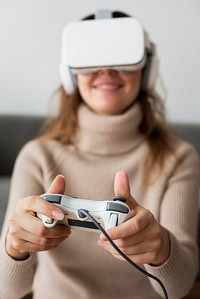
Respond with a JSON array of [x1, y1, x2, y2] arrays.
[[0, 10, 199, 299]]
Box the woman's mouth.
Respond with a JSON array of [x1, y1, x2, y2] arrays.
[[93, 83, 122, 91]]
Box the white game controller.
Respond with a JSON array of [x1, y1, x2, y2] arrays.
[[37, 194, 133, 231]]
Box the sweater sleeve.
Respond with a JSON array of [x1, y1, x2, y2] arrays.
[[145, 143, 200, 299], [0, 140, 46, 299]]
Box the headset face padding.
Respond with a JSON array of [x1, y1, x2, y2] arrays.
[[59, 55, 159, 95]]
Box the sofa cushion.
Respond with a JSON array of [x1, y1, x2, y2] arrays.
[[0, 115, 44, 175], [171, 123, 200, 155], [0, 176, 10, 230]]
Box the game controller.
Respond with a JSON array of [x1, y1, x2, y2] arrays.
[[37, 194, 133, 231]]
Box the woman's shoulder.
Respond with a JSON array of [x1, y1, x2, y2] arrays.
[[15, 138, 67, 167], [19, 138, 62, 155], [173, 136, 200, 163], [167, 136, 200, 178]]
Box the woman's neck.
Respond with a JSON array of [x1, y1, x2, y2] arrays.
[[74, 102, 144, 155]]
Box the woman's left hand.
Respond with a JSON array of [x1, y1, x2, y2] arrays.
[[98, 170, 170, 266]]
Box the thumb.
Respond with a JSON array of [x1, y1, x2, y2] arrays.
[[47, 175, 66, 195], [114, 170, 138, 209]]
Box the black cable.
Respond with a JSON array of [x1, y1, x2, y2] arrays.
[[78, 209, 168, 299]]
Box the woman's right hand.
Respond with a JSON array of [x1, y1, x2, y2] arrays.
[[6, 175, 71, 260]]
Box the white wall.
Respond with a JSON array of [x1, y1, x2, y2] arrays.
[[0, 0, 199, 123]]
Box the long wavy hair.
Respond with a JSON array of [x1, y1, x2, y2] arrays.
[[39, 11, 177, 183]]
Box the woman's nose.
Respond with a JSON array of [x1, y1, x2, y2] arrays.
[[97, 68, 118, 76]]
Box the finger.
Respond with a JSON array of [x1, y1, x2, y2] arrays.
[[99, 236, 159, 255], [10, 213, 70, 238], [38, 174, 66, 220], [114, 170, 138, 209], [101, 230, 146, 248], [114, 170, 131, 199], [11, 227, 69, 248], [17, 196, 65, 221], [98, 238, 160, 265], [100, 209, 150, 241], [47, 175, 66, 194], [11, 235, 68, 253], [112, 251, 157, 265]]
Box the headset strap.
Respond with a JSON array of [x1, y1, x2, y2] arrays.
[[95, 9, 112, 19]]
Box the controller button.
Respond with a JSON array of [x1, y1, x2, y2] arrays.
[[106, 202, 129, 214], [43, 195, 62, 204], [113, 196, 126, 203]]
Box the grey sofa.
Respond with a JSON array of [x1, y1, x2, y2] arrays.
[[0, 115, 44, 299], [0, 114, 200, 299]]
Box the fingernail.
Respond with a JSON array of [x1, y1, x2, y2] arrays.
[[52, 210, 64, 220], [57, 174, 65, 179]]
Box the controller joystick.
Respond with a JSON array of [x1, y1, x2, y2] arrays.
[[113, 196, 126, 203]]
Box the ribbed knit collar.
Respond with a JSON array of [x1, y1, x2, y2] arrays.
[[74, 102, 144, 155]]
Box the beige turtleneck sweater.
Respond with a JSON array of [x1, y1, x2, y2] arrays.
[[0, 103, 199, 299]]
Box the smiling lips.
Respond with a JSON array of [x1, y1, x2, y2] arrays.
[[93, 82, 123, 91]]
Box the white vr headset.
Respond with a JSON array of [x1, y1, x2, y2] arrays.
[[59, 10, 159, 94]]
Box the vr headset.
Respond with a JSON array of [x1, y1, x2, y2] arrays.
[[59, 10, 158, 94]]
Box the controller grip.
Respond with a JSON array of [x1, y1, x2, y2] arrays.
[[37, 213, 58, 228], [109, 213, 118, 229]]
